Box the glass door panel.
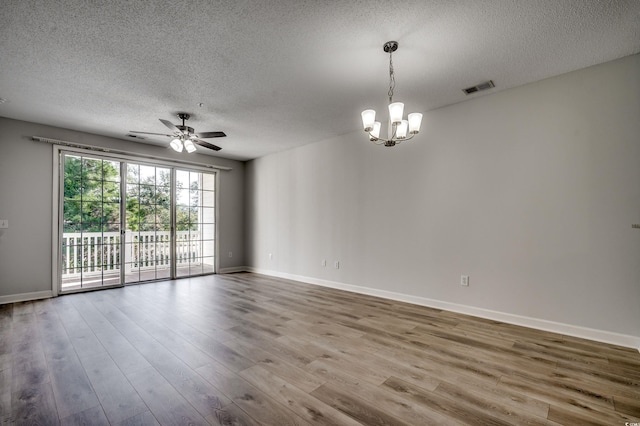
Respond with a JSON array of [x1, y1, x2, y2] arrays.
[[61, 154, 122, 291], [176, 169, 216, 277], [125, 163, 172, 284]]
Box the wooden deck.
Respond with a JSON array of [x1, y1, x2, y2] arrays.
[[1, 272, 639, 424]]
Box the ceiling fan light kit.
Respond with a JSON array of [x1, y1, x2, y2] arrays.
[[361, 41, 422, 147], [170, 138, 183, 152], [130, 112, 226, 153]]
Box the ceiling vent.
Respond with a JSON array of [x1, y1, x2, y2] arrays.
[[126, 134, 145, 140], [462, 80, 495, 95]]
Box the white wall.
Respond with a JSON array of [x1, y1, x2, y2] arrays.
[[245, 54, 640, 342], [0, 118, 245, 299]]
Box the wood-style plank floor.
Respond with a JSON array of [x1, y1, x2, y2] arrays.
[[1, 272, 639, 425]]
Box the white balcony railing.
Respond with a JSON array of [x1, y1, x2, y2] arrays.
[[62, 230, 200, 277]]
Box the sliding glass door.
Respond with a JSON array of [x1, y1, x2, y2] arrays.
[[61, 154, 122, 290], [176, 169, 216, 277], [59, 152, 216, 293], [124, 163, 173, 284]]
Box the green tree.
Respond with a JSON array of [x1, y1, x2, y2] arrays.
[[63, 156, 120, 232], [64, 157, 199, 233], [125, 166, 198, 232]]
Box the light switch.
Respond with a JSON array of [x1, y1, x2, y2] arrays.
[[0, 220, 8, 229]]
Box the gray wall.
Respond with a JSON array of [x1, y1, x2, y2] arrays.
[[0, 118, 245, 298], [245, 54, 640, 337]]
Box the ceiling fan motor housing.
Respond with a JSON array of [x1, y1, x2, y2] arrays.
[[177, 125, 195, 134]]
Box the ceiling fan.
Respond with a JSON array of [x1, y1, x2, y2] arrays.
[[130, 113, 226, 152]]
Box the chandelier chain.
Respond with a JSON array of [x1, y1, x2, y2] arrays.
[[388, 48, 395, 104]]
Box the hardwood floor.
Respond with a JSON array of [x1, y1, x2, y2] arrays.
[[1, 272, 639, 425]]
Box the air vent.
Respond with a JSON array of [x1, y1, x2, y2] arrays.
[[463, 80, 495, 95], [126, 134, 145, 140]]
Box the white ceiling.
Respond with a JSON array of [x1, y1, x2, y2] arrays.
[[1, 1, 639, 161]]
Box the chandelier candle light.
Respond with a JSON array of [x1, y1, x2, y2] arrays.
[[361, 41, 422, 147]]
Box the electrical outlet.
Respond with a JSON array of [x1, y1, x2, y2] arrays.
[[334, 261, 340, 269], [461, 275, 469, 286], [322, 259, 327, 267], [0, 220, 7, 229]]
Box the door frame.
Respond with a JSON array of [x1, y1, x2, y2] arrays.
[[52, 145, 220, 295]]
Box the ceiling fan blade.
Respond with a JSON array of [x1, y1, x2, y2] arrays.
[[196, 131, 227, 139], [193, 138, 222, 151], [159, 119, 183, 134], [129, 131, 174, 137]]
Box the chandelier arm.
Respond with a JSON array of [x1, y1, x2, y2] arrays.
[[366, 129, 416, 144], [366, 132, 390, 144]]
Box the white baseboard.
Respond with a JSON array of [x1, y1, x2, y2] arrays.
[[246, 267, 640, 350], [0, 290, 53, 305], [218, 266, 249, 274]]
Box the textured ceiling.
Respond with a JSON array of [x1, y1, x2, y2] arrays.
[[1, 0, 639, 161]]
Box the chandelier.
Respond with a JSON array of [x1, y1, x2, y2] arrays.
[[361, 41, 422, 147]]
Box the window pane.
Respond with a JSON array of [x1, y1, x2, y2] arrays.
[[176, 170, 189, 191], [176, 188, 189, 206], [202, 257, 215, 274], [83, 158, 102, 179], [104, 182, 120, 203], [201, 190, 215, 207], [176, 206, 190, 226], [65, 155, 82, 176], [127, 164, 139, 183], [64, 199, 82, 220], [64, 157, 83, 199], [103, 202, 120, 224], [139, 165, 156, 183], [125, 267, 139, 283], [190, 188, 200, 207], [188, 208, 198, 226], [156, 186, 170, 206], [189, 230, 201, 243], [138, 205, 154, 225], [103, 160, 121, 183], [190, 261, 203, 276], [189, 172, 199, 190], [201, 224, 215, 242], [83, 180, 103, 200], [139, 185, 155, 204], [155, 205, 170, 224], [156, 268, 171, 280], [156, 168, 170, 186], [200, 207, 215, 224], [82, 200, 101, 218], [202, 240, 215, 259]]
